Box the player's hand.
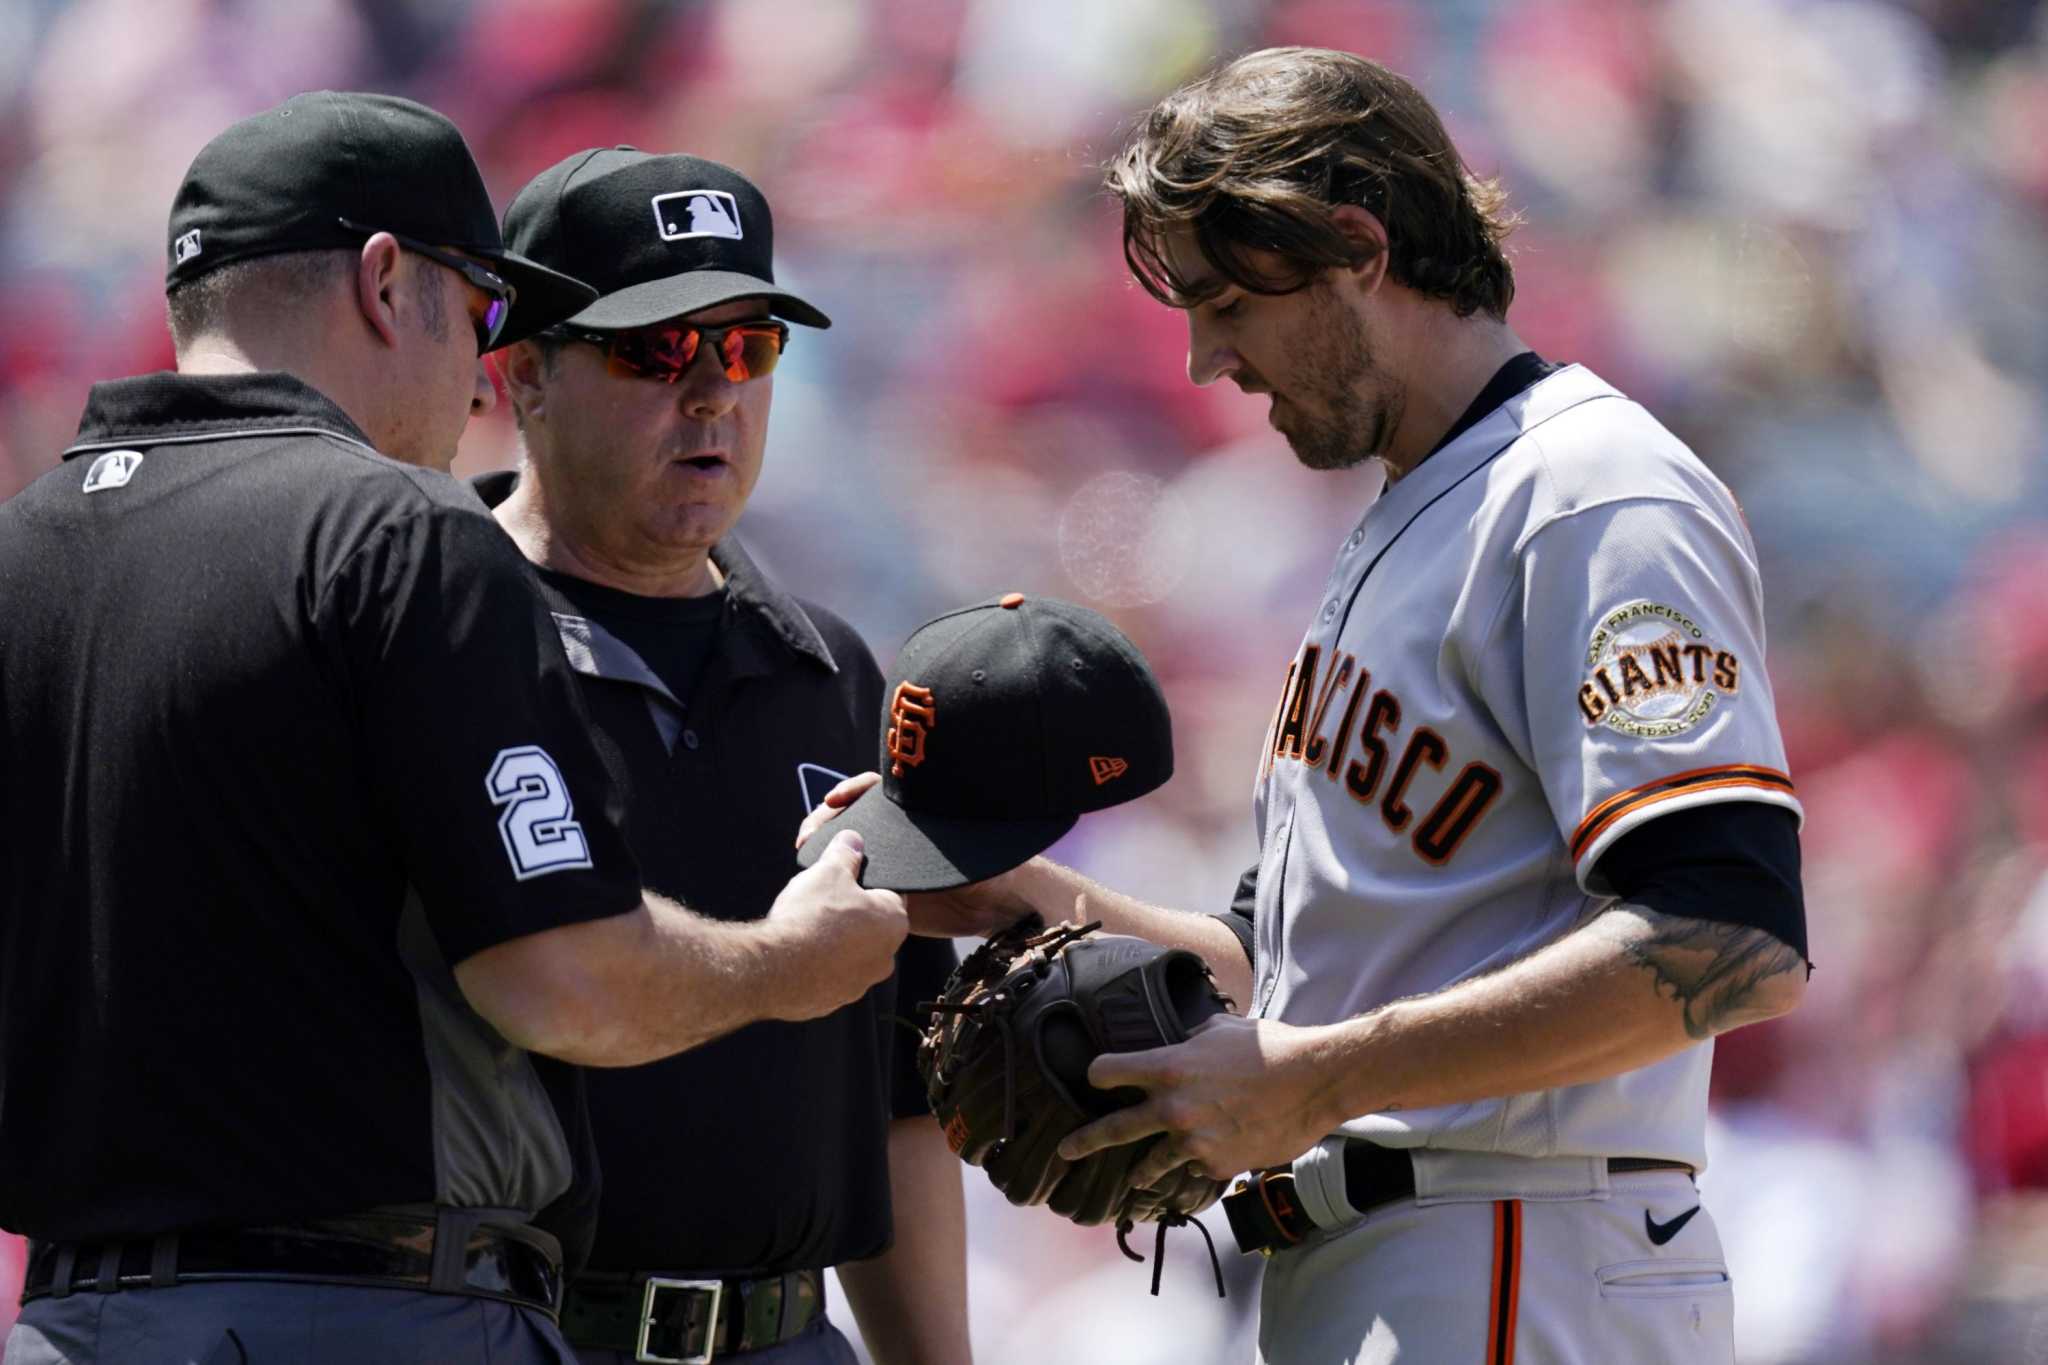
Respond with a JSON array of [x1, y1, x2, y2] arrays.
[[794, 770, 880, 849], [895, 867, 1041, 938], [763, 829, 909, 1020], [794, 770, 1039, 939], [1054, 1014, 1339, 1188]]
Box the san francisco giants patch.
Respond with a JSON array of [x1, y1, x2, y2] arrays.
[[1577, 601, 1740, 739]]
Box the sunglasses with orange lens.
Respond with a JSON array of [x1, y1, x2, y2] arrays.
[[559, 319, 789, 383]]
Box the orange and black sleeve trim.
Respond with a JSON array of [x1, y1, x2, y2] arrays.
[[1569, 764, 1796, 865], [1596, 801, 1809, 961]]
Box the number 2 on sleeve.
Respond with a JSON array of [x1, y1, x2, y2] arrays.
[[485, 745, 595, 880]]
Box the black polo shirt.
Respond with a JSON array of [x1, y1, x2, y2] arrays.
[[0, 373, 643, 1244], [476, 471, 957, 1275]]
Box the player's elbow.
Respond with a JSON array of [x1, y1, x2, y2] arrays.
[[1739, 953, 1807, 1024], [453, 911, 660, 1066], [1706, 929, 1808, 1036]]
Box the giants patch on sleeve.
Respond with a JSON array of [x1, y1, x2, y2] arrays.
[[1576, 601, 1740, 740]]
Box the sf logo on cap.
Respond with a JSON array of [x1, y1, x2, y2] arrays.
[[651, 190, 743, 242], [887, 682, 936, 777]]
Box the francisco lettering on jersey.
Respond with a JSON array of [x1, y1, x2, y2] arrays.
[[1577, 601, 1740, 740], [1264, 645, 1504, 865]]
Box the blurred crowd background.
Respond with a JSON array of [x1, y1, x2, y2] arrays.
[[4, 0, 2048, 1360]]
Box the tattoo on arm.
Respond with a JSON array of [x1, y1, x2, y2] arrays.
[[1614, 907, 1805, 1041]]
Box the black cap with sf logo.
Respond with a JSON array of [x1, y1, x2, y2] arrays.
[[798, 594, 1174, 891]]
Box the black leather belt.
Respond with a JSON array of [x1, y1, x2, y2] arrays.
[[1223, 1143, 1696, 1255], [21, 1212, 561, 1316], [560, 1267, 825, 1364]]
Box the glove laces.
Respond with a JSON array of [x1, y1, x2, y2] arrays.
[[1117, 1212, 1226, 1298]]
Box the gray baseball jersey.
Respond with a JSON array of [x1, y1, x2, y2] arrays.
[[1247, 363, 1800, 1170]]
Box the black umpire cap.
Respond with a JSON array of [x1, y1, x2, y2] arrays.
[[502, 148, 830, 330], [165, 91, 597, 349]]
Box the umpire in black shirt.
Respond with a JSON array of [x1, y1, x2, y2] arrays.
[[0, 94, 907, 1365], [481, 150, 970, 1364]]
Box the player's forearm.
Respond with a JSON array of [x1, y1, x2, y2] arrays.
[[1323, 905, 1807, 1121], [1007, 857, 1254, 1007], [837, 1117, 973, 1365]]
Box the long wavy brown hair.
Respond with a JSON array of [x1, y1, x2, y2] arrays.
[[1106, 47, 1521, 320]]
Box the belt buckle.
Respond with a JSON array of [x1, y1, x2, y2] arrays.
[[636, 1277, 723, 1365], [1224, 1168, 1306, 1257]]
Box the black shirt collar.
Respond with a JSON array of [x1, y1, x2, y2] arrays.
[[709, 538, 840, 675], [63, 371, 376, 460], [1421, 350, 1561, 464], [470, 469, 839, 674]]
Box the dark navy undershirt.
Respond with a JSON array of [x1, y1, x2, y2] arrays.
[[536, 568, 727, 708], [1421, 350, 1562, 465]]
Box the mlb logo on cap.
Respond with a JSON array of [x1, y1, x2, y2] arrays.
[[173, 230, 202, 265], [651, 190, 743, 242]]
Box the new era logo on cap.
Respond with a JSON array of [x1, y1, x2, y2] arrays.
[[1089, 756, 1129, 785], [173, 230, 202, 265], [652, 190, 743, 242]]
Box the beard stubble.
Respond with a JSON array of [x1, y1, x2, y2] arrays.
[[1279, 281, 1401, 473]]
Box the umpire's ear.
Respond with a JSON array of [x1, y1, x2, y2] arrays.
[[353, 232, 407, 350], [498, 339, 551, 430]]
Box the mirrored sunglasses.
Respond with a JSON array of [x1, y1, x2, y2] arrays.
[[559, 319, 790, 384]]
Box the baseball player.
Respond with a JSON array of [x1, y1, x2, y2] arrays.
[[805, 46, 1808, 1363], [0, 93, 904, 1365]]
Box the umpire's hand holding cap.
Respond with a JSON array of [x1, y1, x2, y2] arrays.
[[499, 147, 829, 329], [165, 91, 596, 347], [795, 593, 1174, 891]]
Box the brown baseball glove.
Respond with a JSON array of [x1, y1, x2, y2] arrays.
[[917, 915, 1233, 1293]]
